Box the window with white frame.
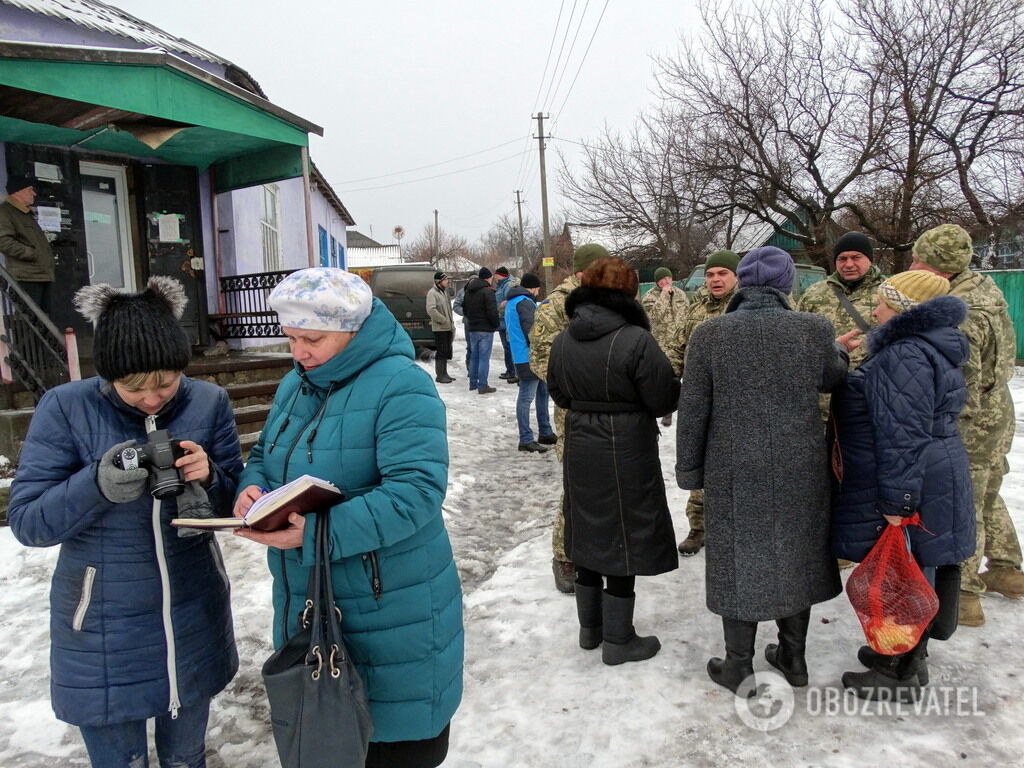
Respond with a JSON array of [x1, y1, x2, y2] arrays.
[[261, 184, 282, 271]]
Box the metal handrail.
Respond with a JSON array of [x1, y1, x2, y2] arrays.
[[0, 263, 76, 401], [211, 268, 297, 339]]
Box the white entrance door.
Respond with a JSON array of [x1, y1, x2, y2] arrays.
[[79, 162, 134, 290]]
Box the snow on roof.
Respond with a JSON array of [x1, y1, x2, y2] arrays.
[[346, 245, 404, 268], [709, 209, 791, 254], [3, 0, 236, 69], [565, 222, 649, 254]]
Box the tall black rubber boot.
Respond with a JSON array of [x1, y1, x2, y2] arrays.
[[601, 592, 660, 665], [764, 607, 810, 686], [574, 582, 602, 650], [435, 357, 454, 383], [707, 617, 758, 696]]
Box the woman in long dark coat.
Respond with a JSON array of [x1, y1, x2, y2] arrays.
[[676, 246, 853, 695], [547, 257, 680, 666], [832, 270, 974, 701]]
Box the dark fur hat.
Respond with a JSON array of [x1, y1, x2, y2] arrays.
[[74, 276, 191, 381]]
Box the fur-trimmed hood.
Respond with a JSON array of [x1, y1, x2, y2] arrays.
[[868, 294, 969, 366], [566, 286, 650, 341]]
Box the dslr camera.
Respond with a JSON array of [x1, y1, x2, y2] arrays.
[[113, 428, 186, 499]]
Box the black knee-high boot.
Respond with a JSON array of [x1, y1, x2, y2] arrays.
[[601, 592, 660, 665], [708, 617, 758, 696], [765, 608, 810, 686], [843, 629, 928, 701]]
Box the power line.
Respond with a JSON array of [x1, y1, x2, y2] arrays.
[[336, 137, 527, 184], [532, 0, 566, 113], [552, 0, 610, 127], [542, 0, 580, 110], [547, 0, 591, 114], [338, 149, 531, 193]]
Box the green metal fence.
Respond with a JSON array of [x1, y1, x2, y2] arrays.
[[979, 269, 1024, 360]]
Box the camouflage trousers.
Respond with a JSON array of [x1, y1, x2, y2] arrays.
[[685, 488, 704, 532], [961, 454, 1024, 595], [552, 405, 567, 562]]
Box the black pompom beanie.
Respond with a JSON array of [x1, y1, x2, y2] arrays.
[[74, 276, 192, 381]]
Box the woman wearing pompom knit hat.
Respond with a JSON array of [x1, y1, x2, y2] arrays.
[[832, 270, 975, 702], [233, 267, 462, 767], [8, 277, 243, 766], [676, 246, 856, 696]]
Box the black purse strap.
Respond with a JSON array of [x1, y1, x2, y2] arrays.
[[303, 510, 346, 680], [829, 283, 872, 333]]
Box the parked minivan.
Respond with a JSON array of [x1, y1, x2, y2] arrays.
[[363, 264, 438, 353], [682, 262, 827, 302]]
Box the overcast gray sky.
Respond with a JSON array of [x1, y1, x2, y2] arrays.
[[119, 0, 699, 246]]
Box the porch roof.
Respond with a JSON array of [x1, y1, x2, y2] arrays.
[[0, 41, 323, 192]]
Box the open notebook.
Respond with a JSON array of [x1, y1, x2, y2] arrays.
[[171, 474, 343, 532]]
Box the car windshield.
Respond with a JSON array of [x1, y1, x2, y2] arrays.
[[372, 270, 433, 299], [684, 267, 705, 291]]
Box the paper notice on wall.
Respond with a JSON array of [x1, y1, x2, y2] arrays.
[[33, 162, 61, 183], [157, 213, 181, 242], [36, 206, 63, 232]]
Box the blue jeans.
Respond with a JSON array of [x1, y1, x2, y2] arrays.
[[468, 331, 495, 390], [516, 377, 553, 444], [80, 698, 210, 768], [498, 330, 515, 376]]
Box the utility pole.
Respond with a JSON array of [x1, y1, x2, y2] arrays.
[[514, 189, 526, 273], [534, 113, 552, 292], [433, 208, 439, 265]]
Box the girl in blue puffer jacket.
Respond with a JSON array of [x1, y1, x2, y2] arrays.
[[831, 270, 975, 702], [233, 268, 463, 768], [8, 277, 243, 767]]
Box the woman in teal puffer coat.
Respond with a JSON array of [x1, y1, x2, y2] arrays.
[[234, 268, 463, 768]]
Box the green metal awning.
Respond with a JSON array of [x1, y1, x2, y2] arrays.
[[0, 43, 323, 192]]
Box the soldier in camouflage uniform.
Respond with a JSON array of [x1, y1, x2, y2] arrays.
[[642, 266, 688, 427], [530, 242, 610, 593], [797, 232, 884, 373], [666, 249, 740, 555], [911, 224, 1024, 627]]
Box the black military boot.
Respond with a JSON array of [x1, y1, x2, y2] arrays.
[[764, 608, 810, 686], [843, 631, 928, 702], [601, 592, 660, 665], [574, 582, 602, 650], [707, 617, 758, 696]]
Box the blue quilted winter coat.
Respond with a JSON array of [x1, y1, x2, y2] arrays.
[[7, 377, 242, 726], [240, 299, 463, 744], [831, 295, 976, 566]]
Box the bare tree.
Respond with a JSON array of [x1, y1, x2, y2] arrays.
[[404, 223, 473, 273]]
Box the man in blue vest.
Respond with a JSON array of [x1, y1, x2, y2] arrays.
[[505, 273, 556, 452]]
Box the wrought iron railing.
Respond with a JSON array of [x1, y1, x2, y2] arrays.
[[210, 268, 297, 339], [0, 264, 80, 401]]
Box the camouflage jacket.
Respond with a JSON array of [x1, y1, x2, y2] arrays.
[[529, 274, 581, 383], [664, 285, 735, 376], [797, 265, 885, 369], [948, 269, 1017, 459], [642, 286, 689, 363]]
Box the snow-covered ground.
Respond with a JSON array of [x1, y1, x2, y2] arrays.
[[1, 336, 1022, 767]]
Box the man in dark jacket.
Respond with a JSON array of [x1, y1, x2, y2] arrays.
[[463, 267, 500, 394], [493, 266, 520, 383], [0, 174, 55, 313], [505, 273, 555, 452]]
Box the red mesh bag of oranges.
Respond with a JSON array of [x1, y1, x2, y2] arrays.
[[845, 514, 939, 655]]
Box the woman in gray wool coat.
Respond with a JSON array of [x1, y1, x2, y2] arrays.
[[676, 246, 860, 696]]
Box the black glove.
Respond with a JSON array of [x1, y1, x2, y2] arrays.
[[175, 480, 214, 538], [97, 440, 148, 503]]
